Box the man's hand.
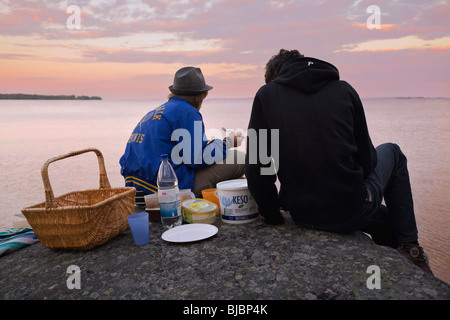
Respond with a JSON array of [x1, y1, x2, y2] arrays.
[[228, 131, 244, 147]]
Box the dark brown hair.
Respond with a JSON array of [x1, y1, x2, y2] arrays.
[[167, 91, 208, 110], [264, 49, 304, 83]]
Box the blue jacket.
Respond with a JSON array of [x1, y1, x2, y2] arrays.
[[120, 97, 231, 194]]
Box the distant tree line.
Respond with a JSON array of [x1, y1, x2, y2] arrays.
[[0, 94, 102, 100]]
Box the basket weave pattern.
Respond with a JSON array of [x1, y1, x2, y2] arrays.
[[22, 148, 136, 250]]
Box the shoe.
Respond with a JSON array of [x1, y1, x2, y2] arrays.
[[397, 243, 433, 275]]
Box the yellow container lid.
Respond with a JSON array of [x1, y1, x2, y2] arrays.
[[181, 198, 218, 215]]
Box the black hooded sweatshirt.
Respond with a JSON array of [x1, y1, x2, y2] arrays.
[[245, 57, 377, 228]]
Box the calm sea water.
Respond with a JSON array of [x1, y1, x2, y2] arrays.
[[0, 97, 449, 284]]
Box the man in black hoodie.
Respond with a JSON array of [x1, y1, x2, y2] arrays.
[[245, 49, 433, 275]]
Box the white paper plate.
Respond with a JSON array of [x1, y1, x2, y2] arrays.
[[161, 224, 218, 243]]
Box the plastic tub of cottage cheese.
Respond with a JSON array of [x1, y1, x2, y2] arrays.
[[215, 179, 259, 224]]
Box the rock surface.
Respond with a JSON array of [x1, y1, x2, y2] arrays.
[[1, 215, 449, 300]]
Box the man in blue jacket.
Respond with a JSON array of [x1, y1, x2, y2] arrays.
[[245, 49, 433, 275], [120, 67, 244, 205]]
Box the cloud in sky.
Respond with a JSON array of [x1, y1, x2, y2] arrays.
[[0, 0, 449, 99], [339, 35, 450, 52]]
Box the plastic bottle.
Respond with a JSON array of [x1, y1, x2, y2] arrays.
[[157, 154, 182, 229]]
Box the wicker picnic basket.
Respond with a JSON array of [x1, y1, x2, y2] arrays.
[[21, 148, 136, 250]]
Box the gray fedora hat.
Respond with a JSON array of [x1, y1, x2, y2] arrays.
[[169, 66, 213, 95]]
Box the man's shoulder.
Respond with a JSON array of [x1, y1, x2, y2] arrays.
[[161, 98, 202, 125], [164, 98, 199, 113], [255, 82, 278, 96], [335, 80, 357, 93]]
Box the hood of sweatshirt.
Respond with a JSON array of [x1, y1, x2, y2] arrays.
[[273, 57, 340, 94]]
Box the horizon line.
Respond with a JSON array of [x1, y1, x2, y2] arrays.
[[1, 94, 450, 102]]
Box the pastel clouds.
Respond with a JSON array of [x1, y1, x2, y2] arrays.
[[0, 0, 449, 99], [339, 35, 450, 52]]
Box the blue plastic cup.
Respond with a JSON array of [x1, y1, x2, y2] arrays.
[[127, 212, 149, 245]]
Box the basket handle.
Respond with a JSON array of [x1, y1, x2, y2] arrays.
[[41, 148, 111, 209]]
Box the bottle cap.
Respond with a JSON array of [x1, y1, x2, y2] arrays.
[[161, 154, 168, 160]]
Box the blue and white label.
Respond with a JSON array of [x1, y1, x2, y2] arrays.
[[217, 189, 258, 223], [220, 195, 249, 208], [160, 201, 181, 218], [158, 187, 181, 218], [221, 212, 259, 221]]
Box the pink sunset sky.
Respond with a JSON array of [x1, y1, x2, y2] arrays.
[[0, 0, 449, 100]]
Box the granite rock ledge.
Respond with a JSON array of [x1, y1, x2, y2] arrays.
[[0, 215, 449, 300]]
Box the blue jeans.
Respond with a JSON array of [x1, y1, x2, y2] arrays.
[[318, 143, 419, 248]]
